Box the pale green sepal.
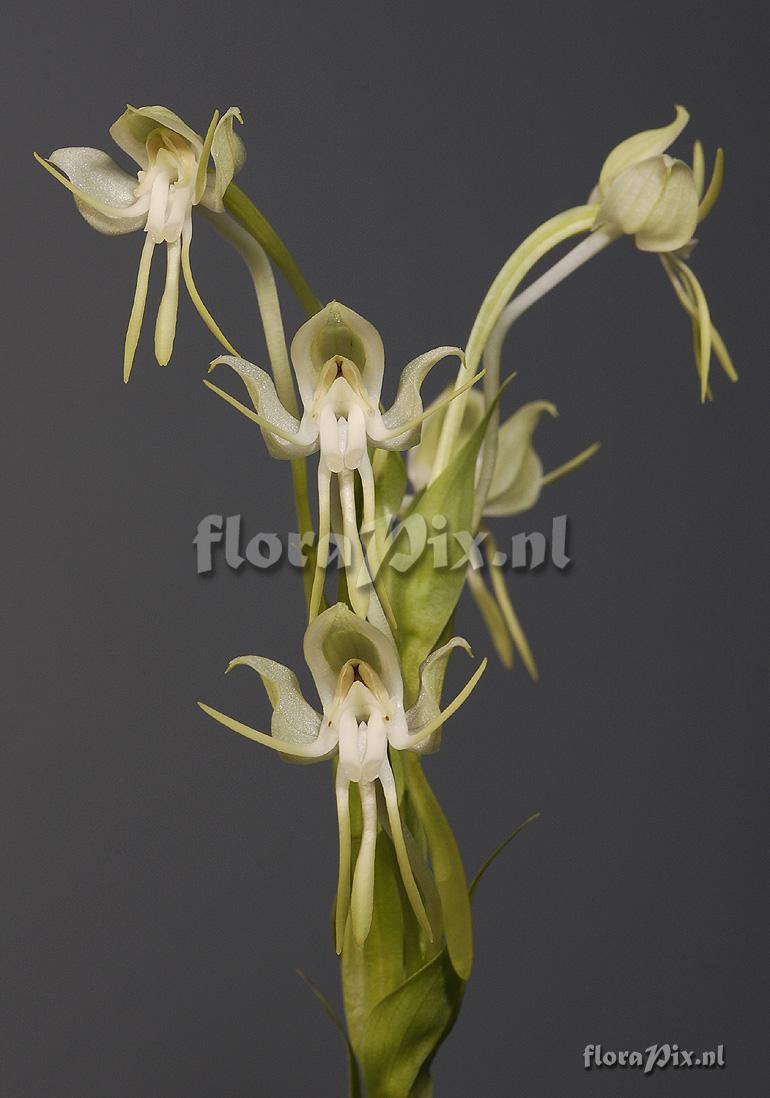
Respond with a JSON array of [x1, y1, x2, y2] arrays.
[[194, 110, 220, 205], [635, 159, 699, 252], [206, 107, 246, 212], [110, 104, 202, 165], [597, 157, 669, 235], [360, 946, 465, 1098], [37, 150, 146, 234], [402, 753, 473, 980], [404, 638, 473, 754], [226, 655, 322, 746], [304, 603, 404, 709], [598, 105, 689, 193], [697, 147, 724, 223], [295, 970, 363, 1098], [372, 347, 464, 450], [208, 355, 315, 458], [469, 812, 540, 900], [485, 400, 556, 516]]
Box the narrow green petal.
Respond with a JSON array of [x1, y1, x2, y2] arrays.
[[635, 160, 699, 253], [485, 530, 538, 680], [691, 140, 705, 198], [671, 257, 712, 401], [379, 368, 483, 445], [309, 465, 332, 622], [194, 109, 220, 205], [599, 105, 689, 193], [541, 441, 601, 487], [467, 568, 514, 667], [123, 233, 156, 383], [205, 107, 246, 212], [396, 658, 487, 751], [202, 379, 303, 443], [35, 151, 145, 230], [197, 702, 333, 759], [697, 147, 724, 223]]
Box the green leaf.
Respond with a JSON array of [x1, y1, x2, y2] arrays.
[[381, 385, 507, 703], [295, 969, 363, 1098], [401, 753, 473, 980], [469, 812, 541, 901], [223, 182, 322, 317], [361, 948, 465, 1098]]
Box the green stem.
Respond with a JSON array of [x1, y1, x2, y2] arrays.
[[223, 182, 323, 318]]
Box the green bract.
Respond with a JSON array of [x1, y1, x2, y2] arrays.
[[35, 104, 245, 379]]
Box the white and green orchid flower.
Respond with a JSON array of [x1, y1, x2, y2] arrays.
[[35, 104, 245, 381], [206, 301, 477, 620], [410, 389, 598, 676], [590, 106, 736, 400], [198, 603, 486, 952]]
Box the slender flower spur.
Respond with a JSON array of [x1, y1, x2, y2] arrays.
[[35, 104, 245, 380], [205, 300, 478, 619], [590, 105, 736, 401], [198, 603, 486, 951]]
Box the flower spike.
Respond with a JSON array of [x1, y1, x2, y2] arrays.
[[198, 604, 484, 952]]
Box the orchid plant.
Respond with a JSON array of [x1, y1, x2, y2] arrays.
[[37, 102, 736, 1097]]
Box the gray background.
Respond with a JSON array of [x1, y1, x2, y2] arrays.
[[3, 1, 768, 1095]]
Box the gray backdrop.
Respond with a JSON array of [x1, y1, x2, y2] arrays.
[[3, 1, 768, 1095]]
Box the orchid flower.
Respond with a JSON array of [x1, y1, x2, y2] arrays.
[[590, 105, 736, 401], [205, 301, 479, 620], [410, 389, 598, 676], [35, 104, 245, 381], [198, 603, 486, 951]]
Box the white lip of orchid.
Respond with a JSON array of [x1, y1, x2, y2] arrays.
[[313, 356, 375, 473]]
